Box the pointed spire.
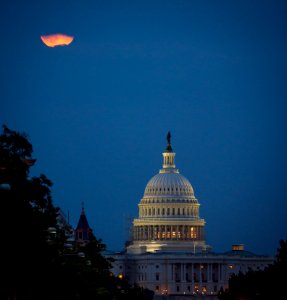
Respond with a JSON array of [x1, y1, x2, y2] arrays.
[[75, 203, 93, 246], [165, 131, 173, 152], [76, 202, 91, 230]]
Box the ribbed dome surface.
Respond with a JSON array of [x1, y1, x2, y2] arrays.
[[144, 172, 194, 196]]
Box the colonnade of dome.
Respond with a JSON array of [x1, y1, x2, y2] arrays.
[[133, 224, 204, 241], [139, 205, 199, 218]]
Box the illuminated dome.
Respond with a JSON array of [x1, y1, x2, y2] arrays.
[[126, 132, 211, 254], [142, 132, 197, 202], [144, 173, 195, 197]]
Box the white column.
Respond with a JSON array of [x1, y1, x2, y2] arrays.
[[221, 264, 225, 282], [182, 263, 186, 282], [208, 264, 213, 282], [191, 264, 194, 284], [218, 264, 221, 282]]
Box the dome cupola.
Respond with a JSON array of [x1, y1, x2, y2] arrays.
[[144, 132, 195, 199]]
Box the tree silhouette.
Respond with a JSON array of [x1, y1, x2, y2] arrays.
[[0, 125, 154, 300], [219, 239, 287, 300], [0, 125, 61, 299]]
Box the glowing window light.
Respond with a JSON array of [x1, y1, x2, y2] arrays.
[[190, 227, 197, 238]]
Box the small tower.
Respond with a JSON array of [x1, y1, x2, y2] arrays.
[[161, 131, 178, 173], [74, 203, 93, 247]]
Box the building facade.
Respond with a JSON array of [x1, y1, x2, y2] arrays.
[[107, 133, 273, 299]]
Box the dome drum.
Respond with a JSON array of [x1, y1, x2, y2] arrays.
[[140, 197, 198, 203], [138, 203, 200, 219]]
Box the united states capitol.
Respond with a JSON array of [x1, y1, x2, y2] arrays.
[[103, 133, 273, 299]]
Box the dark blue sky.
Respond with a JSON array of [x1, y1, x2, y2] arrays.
[[1, 0, 287, 256]]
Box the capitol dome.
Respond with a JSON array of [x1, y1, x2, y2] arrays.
[[144, 172, 195, 197], [142, 132, 197, 203], [126, 132, 210, 254]]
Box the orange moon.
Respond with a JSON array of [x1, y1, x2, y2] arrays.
[[40, 34, 74, 47]]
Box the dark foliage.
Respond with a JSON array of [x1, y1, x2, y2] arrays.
[[0, 125, 59, 299], [218, 239, 287, 300], [0, 125, 154, 300]]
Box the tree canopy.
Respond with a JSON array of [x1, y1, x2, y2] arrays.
[[0, 125, 154, 300], [218, 239, 287, 300]]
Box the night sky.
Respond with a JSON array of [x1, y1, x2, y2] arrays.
[[1, 0, 287, 256]]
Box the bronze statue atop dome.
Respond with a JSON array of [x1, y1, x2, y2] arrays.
[[167, 131, 171, 144], [165, 131, 173, 152]]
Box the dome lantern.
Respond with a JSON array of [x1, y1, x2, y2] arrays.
[[161, 131, 178, 173]]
